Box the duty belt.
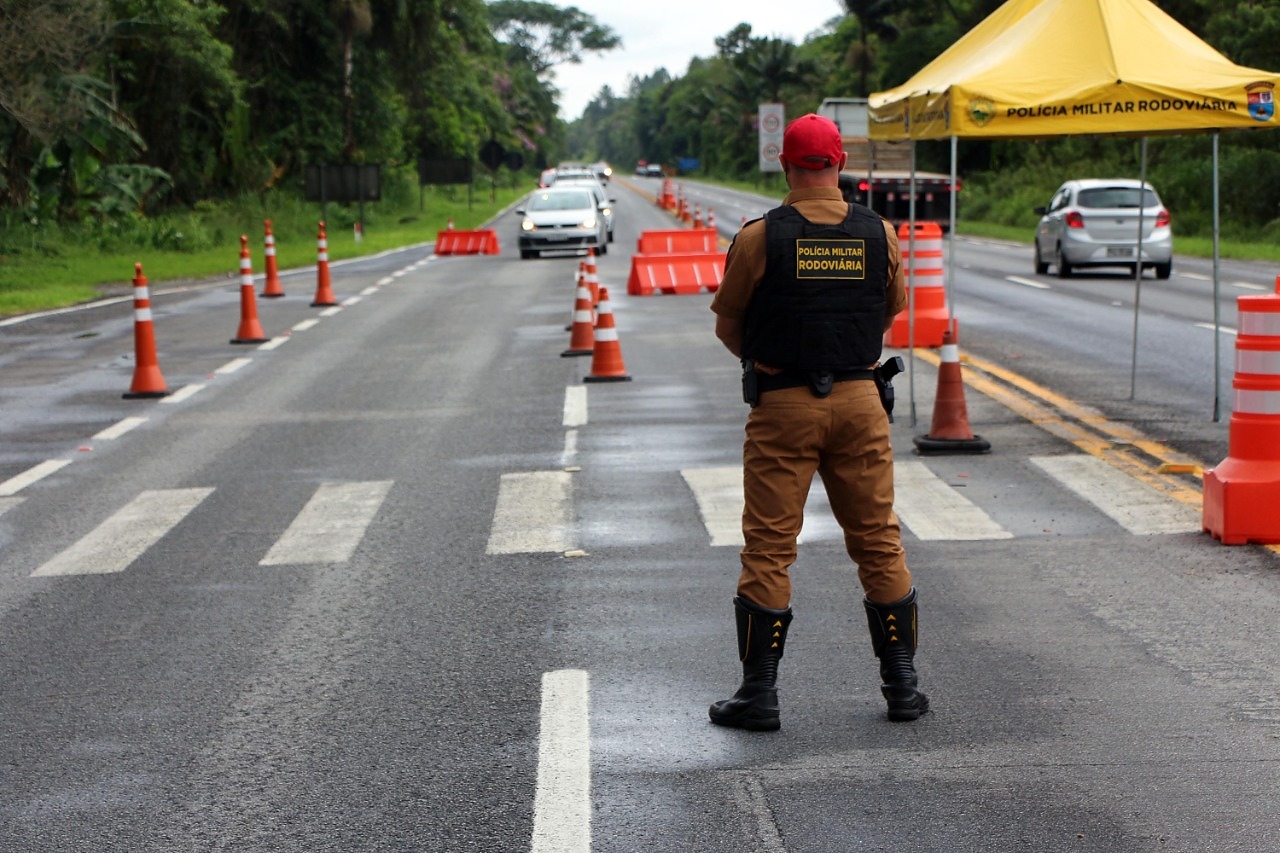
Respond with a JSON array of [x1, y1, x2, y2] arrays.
[[755, 368, 874, 396]]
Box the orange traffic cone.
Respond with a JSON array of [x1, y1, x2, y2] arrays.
[[231, 235, 268, 344], [693, 203, 702, 229], [311, 221, 338, 307], [123, 263, 169, 398], [913, 323, 990, 455], [708, 207, 716, 230], [447, 217, 455, 230], [561, 278, 596, 358], [566, 261, 586, 330], [583, 248, 600, 308], [260, 219, 284, 298], [1203, 276, 1280, 544], [583, 287, 631, 383]]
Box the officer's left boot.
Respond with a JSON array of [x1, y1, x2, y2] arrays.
[[709, 596, 793, 731], [864, 588, 930, 721]]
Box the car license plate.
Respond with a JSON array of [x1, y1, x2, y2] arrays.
[[546, 234, 570, 241], [1106, 246, 1134, 258]]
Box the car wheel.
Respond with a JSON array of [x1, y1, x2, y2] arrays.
[[608, 229, 615, 244], [1154, 261, 1171, 280], [520, 250, 538, 260], [1034, 240, 1049, 275], [1055, 245, 1072, 278], [597, 239, 608, 256]]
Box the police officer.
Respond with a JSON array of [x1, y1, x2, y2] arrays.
[[708, 113, 928, 730]]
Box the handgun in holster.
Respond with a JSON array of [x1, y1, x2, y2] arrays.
[[874, 356, 904, 422], [741, 359, 759, 408]]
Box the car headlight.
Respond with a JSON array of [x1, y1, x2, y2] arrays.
[[521, 219, 536, 232], [600, 207, 612, 218], [580, 216, 597, 229]]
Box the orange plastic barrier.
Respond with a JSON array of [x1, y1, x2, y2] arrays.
[[635, 228, 719, 255], [626, 252, 726, 296], [885, 221, 951, 348], [436, 229, 499, 255], [1203, 276, 1280, 544]]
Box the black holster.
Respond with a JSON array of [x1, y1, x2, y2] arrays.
[[874, 356, 904, 422], [742, 359, 759, 407]]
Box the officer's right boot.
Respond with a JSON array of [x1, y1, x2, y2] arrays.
[[864, 588, 930, 721], [709, 596, 793, 731]]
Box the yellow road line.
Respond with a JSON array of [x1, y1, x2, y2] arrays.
[[912, 346, 1280, 555], [909, 347, 1205, 509]]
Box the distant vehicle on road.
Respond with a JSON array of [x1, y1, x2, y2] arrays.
[[516, 187, 608, 260], [550, 172, 615, 243], [1033, 179, 1172, 279]]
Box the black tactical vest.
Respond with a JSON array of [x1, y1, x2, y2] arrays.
[[742, 203, 890, 371]]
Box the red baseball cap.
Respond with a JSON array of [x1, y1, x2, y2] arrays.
[[781, 113, 844, 170]]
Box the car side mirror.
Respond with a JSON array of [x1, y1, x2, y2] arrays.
[[609, 197, 616, 203], [515, 209, 525, 216], [1033, 206, 1047, 216]]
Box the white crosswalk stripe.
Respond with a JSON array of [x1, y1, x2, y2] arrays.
[[680, 467, 743, 547], [680, 467, 845, 548], [32, 488, 214, 577], [893, 461, 1013, 541], [679, 454, 1201, 546], [1030, 455, 1201, 535], [683, 462, 1012, 546], [486, 471, 575, 555], [260, 480, 394, 566], [18, 450, 1207, 577]]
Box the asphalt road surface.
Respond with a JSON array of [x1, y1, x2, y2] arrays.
[[2, 179, 1279, 852]]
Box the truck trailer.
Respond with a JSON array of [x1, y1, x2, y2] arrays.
[[818, 98, 960, 230]]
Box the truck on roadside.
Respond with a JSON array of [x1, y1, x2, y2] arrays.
[[818, 97, 960, 230]]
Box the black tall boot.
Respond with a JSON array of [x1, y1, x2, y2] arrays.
[[709, 596, 793, 731], [864, 588, 930, 721]]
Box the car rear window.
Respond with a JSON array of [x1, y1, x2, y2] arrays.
[[1077, 187, 1159, 209]]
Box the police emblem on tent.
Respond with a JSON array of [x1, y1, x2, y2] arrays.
[[1246, 82, 1275, 122]]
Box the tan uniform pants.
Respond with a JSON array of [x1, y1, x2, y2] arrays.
[[738, 378, 912, 610]]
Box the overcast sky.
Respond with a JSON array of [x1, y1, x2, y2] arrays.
[[549, 0, 848, 121]]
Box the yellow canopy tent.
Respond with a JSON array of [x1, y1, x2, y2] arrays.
[[866, 0, 1280, 417], [868, 0, 1279, 140]]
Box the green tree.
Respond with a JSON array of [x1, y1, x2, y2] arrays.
[[110, 0, 243, 204], [840, 0, 906, 96], [0, 0, 118, 213], [486, 0, 621, 75], [332, 0, 374, 160]]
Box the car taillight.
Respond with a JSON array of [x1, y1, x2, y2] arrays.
[[1064, 211, 1085, 229], [1155, 208, 1170, 227]]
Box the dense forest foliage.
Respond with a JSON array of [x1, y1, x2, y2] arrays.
[[4, 0, 1280, 243], [568, 0, 1280, 238], [0, 0, 616, 223]]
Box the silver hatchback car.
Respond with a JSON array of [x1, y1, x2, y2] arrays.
[[516, 187, 608, 260], [1034, 179, 1172, 279]]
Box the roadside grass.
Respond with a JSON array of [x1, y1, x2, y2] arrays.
[[6, 172, 1279, 319], [0, 182, 527, 317]]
